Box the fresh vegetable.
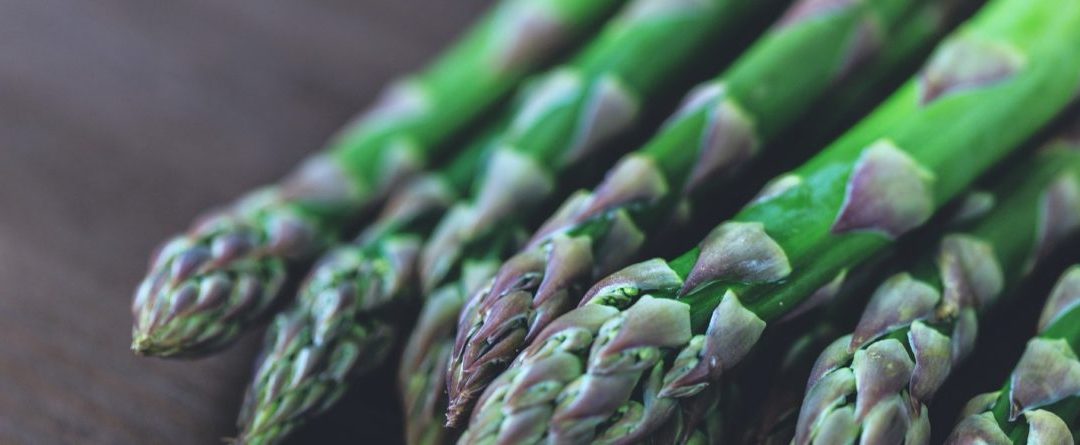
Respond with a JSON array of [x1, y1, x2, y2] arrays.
[[460, 1, 1080, 441], [237, 0, 784, 440], [444, 0, 967, 424]]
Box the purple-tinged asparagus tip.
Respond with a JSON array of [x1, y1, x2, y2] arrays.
[[129, 154, 366, 358], [129, 229, 288, 356], [129, 196, 319, 357]]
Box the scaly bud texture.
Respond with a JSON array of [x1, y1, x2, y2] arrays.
[[404, 0, 794, 436], [459, 1, 1080, 441], [795, 147, 1080, 445], [445, 0, 955, 422], [131, 158, 349, 356], [417, 0, 786, 293], [396, 0, 774, 436], [403, 0, 765, 436], [129, 0, 624, 358], [642, 385, 727, 445], [946, 267, 1080, 445]]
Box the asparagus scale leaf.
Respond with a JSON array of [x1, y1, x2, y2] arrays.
[[794, 140, 1080, 445], [946, 266, 1080, 445], [459, 0, 1080, 442], [445, 0, 967, 423], [129, 0, 625, 358]]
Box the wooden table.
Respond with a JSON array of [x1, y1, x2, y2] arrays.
[[0, 1, 483, 442]]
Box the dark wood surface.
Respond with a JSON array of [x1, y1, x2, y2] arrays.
[[0, 1, 484, 443]]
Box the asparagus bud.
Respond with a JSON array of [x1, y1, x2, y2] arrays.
[[131, 156, 356, 356]]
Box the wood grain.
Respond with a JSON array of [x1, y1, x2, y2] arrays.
[[0, 1, 483, 443]]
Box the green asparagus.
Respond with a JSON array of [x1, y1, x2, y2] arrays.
[[459, 1, 1080, 442], [444, 0, 968, 424], [793, 141, 1080, 444], [398, 0, 797, 438], [128, 0, 623, 357], [945, 265, 1080, 444], [238, 0, 783, 440]]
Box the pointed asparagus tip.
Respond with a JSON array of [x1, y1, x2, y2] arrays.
[[128, 243, 286, 358]]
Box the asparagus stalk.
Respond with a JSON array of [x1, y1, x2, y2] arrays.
[[793, 141, 1080, 445], [444, 0, 966, 423], [945, 265, 1080, 444], [239, 0, 782, 441], [459, 1, 1080, 442], [128, 0, 624, 357]]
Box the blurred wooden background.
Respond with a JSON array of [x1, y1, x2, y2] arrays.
[[0, 0, 485, 443]]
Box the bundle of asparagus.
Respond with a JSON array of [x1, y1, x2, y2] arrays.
[[442, 0, 969, 425], [237, 0, 789, 442], [123, 0, 1080, 443], [458, 0, 1080, 442], [401, 0, 798, 437]]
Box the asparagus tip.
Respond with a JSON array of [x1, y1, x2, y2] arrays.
[[130, 328, 181, 357], [130, 333, 153, 356]]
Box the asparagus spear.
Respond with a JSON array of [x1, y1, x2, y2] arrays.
[[459, 1, 1080, 442], [239, 0, 782, 440], [945, 265, 1080, 445], [128, 0, 624, 357], [444, 0, 966, 423], [727, 247, 899, 443], [793, 141, 1080, 445]]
